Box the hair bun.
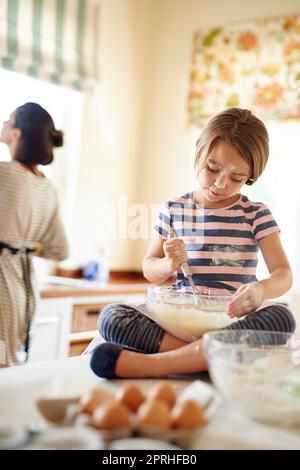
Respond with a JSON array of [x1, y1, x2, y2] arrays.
[[50, 129, 64, 147]]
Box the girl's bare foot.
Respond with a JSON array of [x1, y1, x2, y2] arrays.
[[90, 340, 207, 379]]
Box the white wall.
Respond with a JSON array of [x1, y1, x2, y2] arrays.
[[71, 0, 300, 271], [70, 0, 154, 269]]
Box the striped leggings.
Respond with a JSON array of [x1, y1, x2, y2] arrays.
[[98, 303, 296, 354]]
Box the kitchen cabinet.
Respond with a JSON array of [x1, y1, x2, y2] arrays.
[[72, 302, 108, 333], [68, 293, 146, 356], [29, 297, 72, 363], [32, 282, 149, 360]]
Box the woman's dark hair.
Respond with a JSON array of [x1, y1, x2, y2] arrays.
[[13, 102, 64, 167]]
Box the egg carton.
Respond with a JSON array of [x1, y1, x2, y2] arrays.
[[35, 381, 218, 446]]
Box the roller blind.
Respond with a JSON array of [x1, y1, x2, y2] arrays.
[[0, 0, 100, 90]]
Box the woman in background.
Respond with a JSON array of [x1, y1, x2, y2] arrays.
[[0, 102, 69, 366]]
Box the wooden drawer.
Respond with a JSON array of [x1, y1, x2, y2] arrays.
[[68, 330, 99, 357], [69, 340, 91, 357], [71, 303, 109, 333]]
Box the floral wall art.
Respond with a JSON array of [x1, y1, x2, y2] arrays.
[[187, 14, 300, 126]]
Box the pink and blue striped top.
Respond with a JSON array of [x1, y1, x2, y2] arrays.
[[154, 192, 279, 294]]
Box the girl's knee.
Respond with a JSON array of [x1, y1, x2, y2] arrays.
[[265, 305, 296, 334], [97, 303, 124, 337], [280, 306, 296, 334]]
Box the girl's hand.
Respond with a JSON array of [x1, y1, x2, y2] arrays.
[[33, 242, 43, 255], [227, 282, 264, 318], [163, 238, 188, 274]]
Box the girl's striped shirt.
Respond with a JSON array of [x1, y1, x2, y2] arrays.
[[154, 192, 279, 294]]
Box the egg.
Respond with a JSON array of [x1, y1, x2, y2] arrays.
[[171, 400, 206, 429], [137, 399, 171, 429], [80, 387, 115, 414], [117, 384, 146, 412], [91, 402, 131, 430], [148, 382, 177, 409]]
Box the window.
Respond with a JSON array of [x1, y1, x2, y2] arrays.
[[0, 68, 84, 274], [244, 120, 300, 286]]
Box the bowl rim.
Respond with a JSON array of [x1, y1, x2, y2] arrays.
[[203, 329, 300, 349], [147, 285, 233, 301]]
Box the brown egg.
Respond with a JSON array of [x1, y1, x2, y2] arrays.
[[148, 382, 177, 409], [80, 387, 115, 414], [171, 400, 206, 429], [91, 401, 131, 430], [117, 384, 146, 412], [137, 399, 171, 429]]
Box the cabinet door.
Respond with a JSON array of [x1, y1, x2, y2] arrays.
[[29, 298, 72, 362], [70, 293, 146, 334], [72, 303, 109, 333], [29, 315, 61, 362]]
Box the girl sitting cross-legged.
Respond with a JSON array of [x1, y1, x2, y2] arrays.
[[90, 107, 295, 379]]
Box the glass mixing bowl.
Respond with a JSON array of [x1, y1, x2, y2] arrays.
[[203, 330, 300, 426], [147, 286, 233, 339]]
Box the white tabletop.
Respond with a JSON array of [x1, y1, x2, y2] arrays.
[[1, 355, 300, 450]]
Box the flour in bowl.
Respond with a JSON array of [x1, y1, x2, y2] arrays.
[[221, 354, 300, 426], [150, 302, 234, 338]]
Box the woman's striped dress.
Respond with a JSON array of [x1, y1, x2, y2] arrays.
[[0, 161, 69, 366]]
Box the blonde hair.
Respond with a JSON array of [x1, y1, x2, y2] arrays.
[[194, 108, 269, 185]]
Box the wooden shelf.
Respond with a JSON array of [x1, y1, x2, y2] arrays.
[[69, 330, 99, 357], [69, 330, 98, 343]]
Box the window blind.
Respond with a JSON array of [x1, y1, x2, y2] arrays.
[[0, 0, 100, 90]]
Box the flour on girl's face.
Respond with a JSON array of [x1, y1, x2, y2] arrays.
[[213, 164, 238, 190]]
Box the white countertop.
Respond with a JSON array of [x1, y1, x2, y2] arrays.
[[1, 355, 300, 450]]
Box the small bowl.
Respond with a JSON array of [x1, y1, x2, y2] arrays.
[[26, 426, 103, 450], [147, 286, 233, 340], [0, 418, 28, 450], [204, 329, 300, 426], [110, 437, 181, 450]]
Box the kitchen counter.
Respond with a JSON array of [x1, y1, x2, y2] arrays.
[[40, 282, 150, 299], [1, 355, 300, 450], [31, 278, 150, 362]]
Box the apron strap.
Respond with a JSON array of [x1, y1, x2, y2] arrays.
[[0, 242, 35, 361]]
